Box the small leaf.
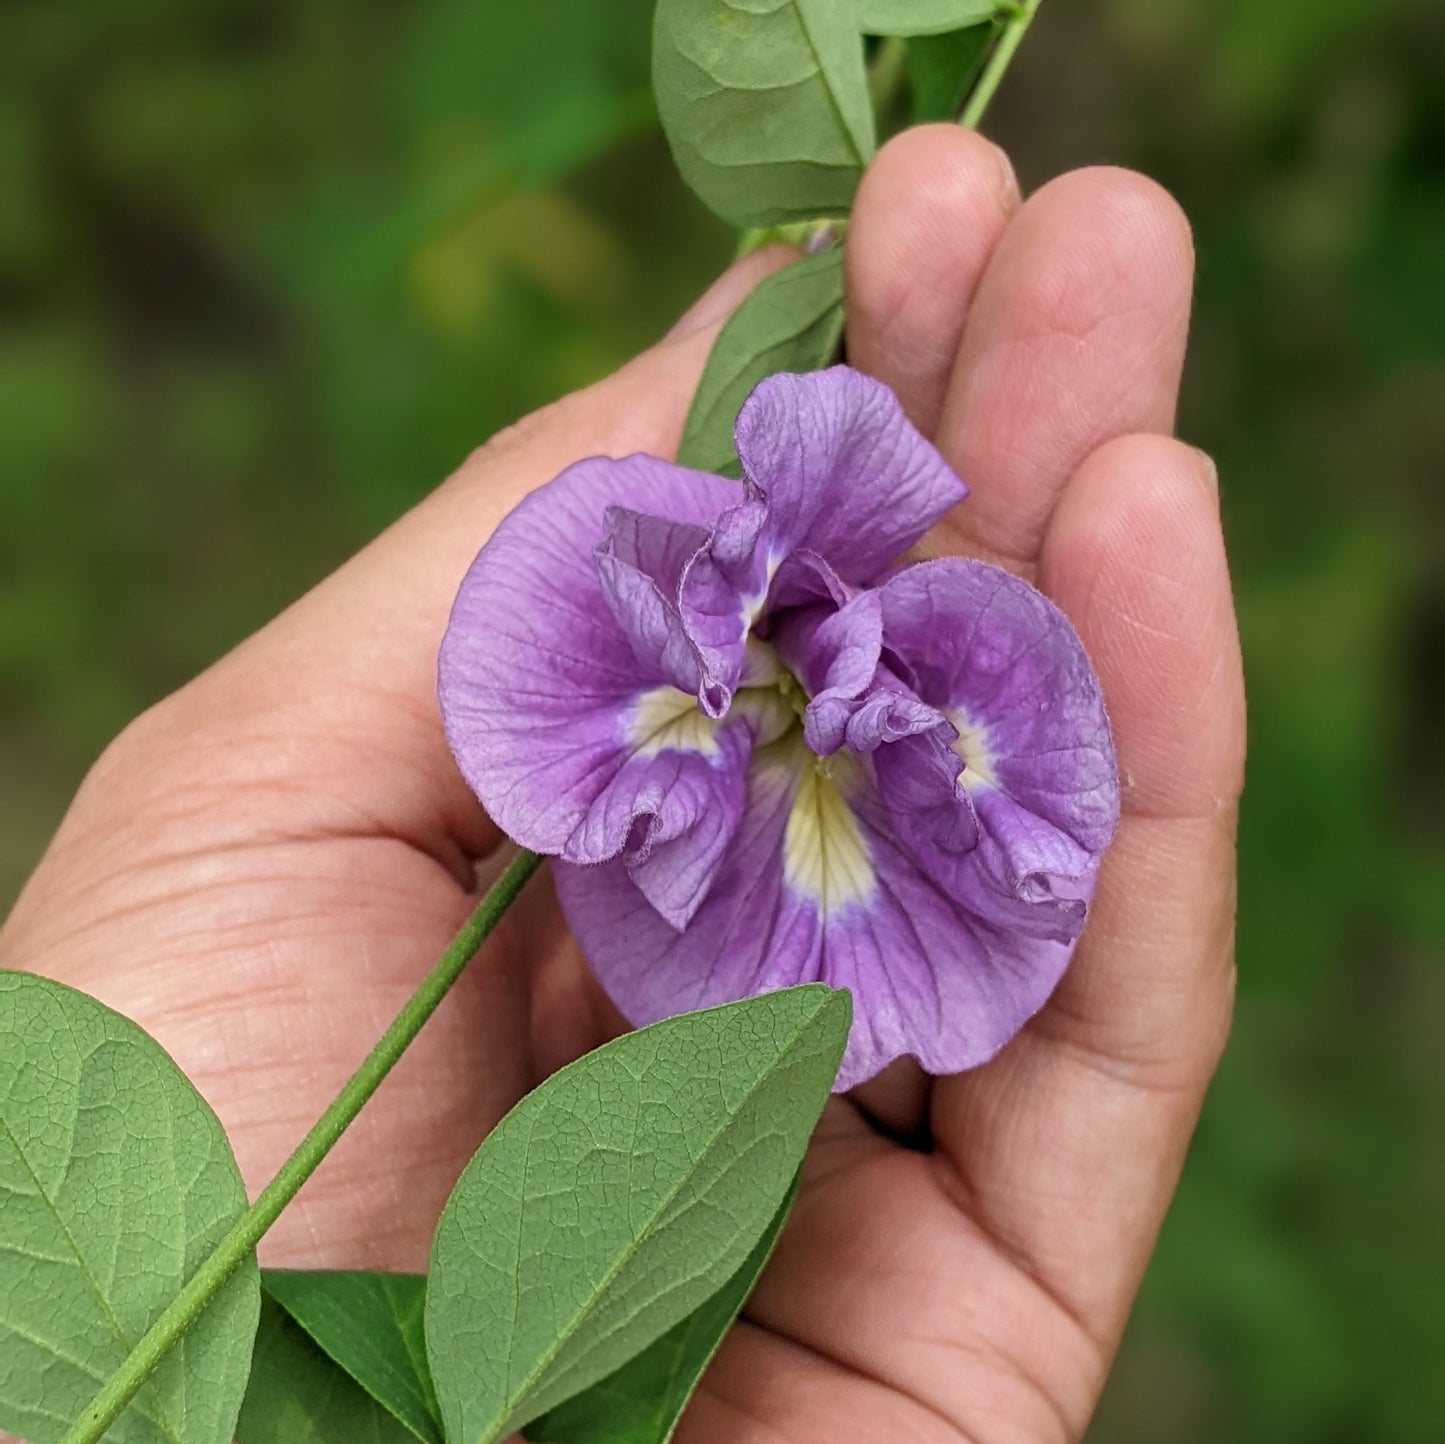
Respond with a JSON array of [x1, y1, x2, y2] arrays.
[[261, 1271, 441, 1444], [425, 985, 850, 1444], [0, 971, 260, 1444], [854, 0, 998, 36], [524, 1174, 799, 1444], [908, 20, 998, 122], [653, 0, 876, 228], [652, 0, 1003, 226], [236, 1298, 413, 1444], [676, 249, 845, 476]]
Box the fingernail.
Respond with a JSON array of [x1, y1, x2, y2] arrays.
[[1189, 445, 1219, 497], [988, 140, 1021, 213]]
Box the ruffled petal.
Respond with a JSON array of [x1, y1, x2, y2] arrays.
[[439, 452, 746, 868], [772, 595, 882, 755], [594, 507, 708, 693], [734, 367, 967, 583], [656, 368, 965, 713], [773, 595, 942, 757], [872, 729, 1085, 943], [879, 557, 1118, 853], [676, 499, 769, 716], [841, 684, 943, 754], [874, 557, 1118, 925], [554, 738, 1074, 1091], [601, 718, 753, 929]]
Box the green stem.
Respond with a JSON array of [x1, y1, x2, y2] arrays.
[[61, 847, 545, 1444], [959, 0, 1043, 130], [735, 217, 847, 259], [867, 34, 908, 120]]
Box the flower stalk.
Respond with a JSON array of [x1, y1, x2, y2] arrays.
[[60, 847, 544, 1444], [960, 0, 1044, 130]]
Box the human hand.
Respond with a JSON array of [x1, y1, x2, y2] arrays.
[[0, 126, 1244, 1443]]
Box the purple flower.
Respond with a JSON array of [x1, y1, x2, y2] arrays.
[[440, 368, 1118, 1090]]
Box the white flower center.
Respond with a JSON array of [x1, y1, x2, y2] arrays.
[[948, 707, 998, 791], [631, 687, 722, 758]]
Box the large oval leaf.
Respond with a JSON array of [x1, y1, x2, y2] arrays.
[[425, 985, 850, 1444], [654, 0, 875, 228], [0, 972, 260, 1444], [676, 248, 844, 476]]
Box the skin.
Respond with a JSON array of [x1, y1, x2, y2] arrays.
[[0, 127, 1244, 1443]]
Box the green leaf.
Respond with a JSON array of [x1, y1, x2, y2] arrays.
[[653, 0, 876, 228], [525, 1174, 800, 1444], [676, 249, 845, 476], [0, 971, 260, 1444], [854, 0, 998, 36], [425, 985, 850, 1444], [908, 20, 999, 122], [236, 1298, 413, 1444], [261, 1271, 441, 1444], [651, 0, 1004, 226]]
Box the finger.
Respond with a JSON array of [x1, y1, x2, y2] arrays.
[[743, 1105, 1103, 1438], [845, 124, 1020, 437], [133, 248, 796, 864], [932, 168, 1195, 575], [931, 435, 1245, 1351]]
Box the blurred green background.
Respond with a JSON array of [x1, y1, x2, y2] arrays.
[[1, 0, 1440, 1437]]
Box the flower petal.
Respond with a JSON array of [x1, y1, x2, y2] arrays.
[[734, 367, 967, 582], [595, 506, 708, 692], [773, 595, 883, 755], [879, 556, 1119, 860], [841, 684, 944, 754], [676, 498, 770, 716], [871, 729, 1085, 943], [555, 738, 1075, 1090], [607, 716, 753, 929], [773, 595, 942, 756], [439, 452, 744, 864], [662, 364, 963, 715]]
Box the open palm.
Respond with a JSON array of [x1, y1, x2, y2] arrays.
[[1, 127, 1243, 1443]]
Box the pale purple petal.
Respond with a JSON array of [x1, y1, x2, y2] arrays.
[[765, 548, 855, 612], [872, 731, 1084, 943], [554, 742, 1078, 1090], [836, 771, 1084, 1085], [607, 723, 753, 929], [841, 685, 943, 754], [772, 595, 882, 754], [659, 366, 964, 711], [595, 507, 707, 692], [734, 367, 967, 582], [880, 557, 1118, 854], [439, 451, 743, 860], [874, 557, 1117, 927], [676, 499, 769, 716], [773, 596, 941, 756]]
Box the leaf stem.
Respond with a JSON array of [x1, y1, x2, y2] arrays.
[[866, 35, 908, 121], [60, 847, 545, 1444], [959, 0, 1043, 130]]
